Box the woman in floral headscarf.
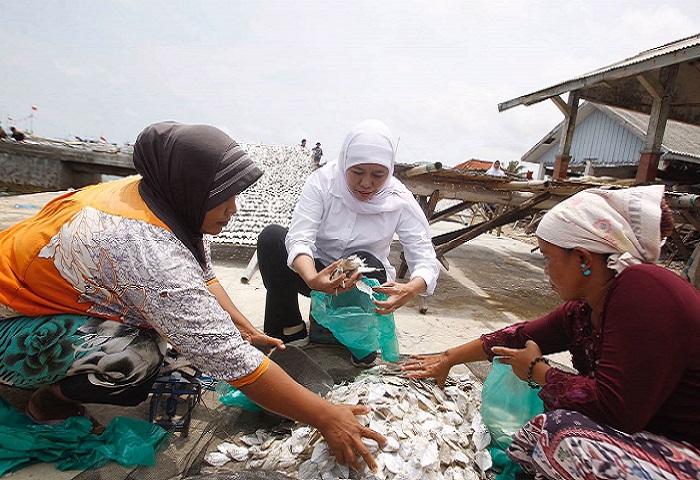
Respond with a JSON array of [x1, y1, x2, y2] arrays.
[[0, 122, 385, 472], [404, 185, 700, 479]]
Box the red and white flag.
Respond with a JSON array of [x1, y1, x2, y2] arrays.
[[100, 136, 107, 143]]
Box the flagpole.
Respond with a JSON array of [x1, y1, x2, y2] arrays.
[[30, 105, 37, 134]]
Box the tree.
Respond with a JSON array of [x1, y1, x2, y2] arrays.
[[504, 160, 525, 175]]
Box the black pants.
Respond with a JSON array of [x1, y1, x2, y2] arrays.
[[257, 224, 387, 338]]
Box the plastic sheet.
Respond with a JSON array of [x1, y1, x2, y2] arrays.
[[310, 278, 399, 361], [0, 398, 169, 476]]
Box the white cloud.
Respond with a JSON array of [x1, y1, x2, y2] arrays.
[[1, 0, 698, 166]]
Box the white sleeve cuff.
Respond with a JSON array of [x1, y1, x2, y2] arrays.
[[286, 243, 316, 272], [410, 266, 438, 295]]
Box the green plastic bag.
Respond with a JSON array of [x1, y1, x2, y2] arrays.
[[481, 359, 544, 480], [310, 278, 399, 361], [481, 359, 544, 449], [0, 398, 169, 476]]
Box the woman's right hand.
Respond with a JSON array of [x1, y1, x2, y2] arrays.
[[402, 352, 452, 388], [239, 362, 385, 471], [306, 259, 361, 295], [315, 403, 386, 472]]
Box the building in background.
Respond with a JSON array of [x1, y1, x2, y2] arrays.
[[523, 101, 700, 186]]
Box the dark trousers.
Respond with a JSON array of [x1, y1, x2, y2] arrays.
[[257, 224, 386, 338]]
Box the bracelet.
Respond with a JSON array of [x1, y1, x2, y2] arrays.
[[527, 356, 550, 389]]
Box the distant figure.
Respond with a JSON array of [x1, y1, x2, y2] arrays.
[[300, 139, 307, 149], [485, 160, 507, 177], [311, 142, 323, 166], [10, 127, 26, 142], [0, 125, 7, 141]]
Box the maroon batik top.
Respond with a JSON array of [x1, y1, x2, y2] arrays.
[[481, 264, 700, 448]]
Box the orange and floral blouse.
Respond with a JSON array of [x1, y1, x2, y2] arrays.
[[0, 176, 267, 386]]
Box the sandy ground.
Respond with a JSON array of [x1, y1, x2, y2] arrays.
[[0, 191, 568, 479], [0, 190, 563, 357]]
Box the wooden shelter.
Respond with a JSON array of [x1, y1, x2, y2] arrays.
[[394, 162, 700, 295], [498, 34, 700, 184]]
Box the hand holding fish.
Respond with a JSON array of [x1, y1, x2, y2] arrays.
[[402, 352, 452, 388], [306, 259, 361, 295]]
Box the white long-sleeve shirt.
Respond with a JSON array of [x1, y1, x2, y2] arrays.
[[285, 166, 440, 294]]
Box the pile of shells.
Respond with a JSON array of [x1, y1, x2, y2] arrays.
[[205, 367, 493, 479], [215, 143, 316, 246]]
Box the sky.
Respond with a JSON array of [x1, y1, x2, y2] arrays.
[[1, 1, 699, 167]]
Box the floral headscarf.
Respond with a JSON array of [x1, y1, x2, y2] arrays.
[[536, 185, 665, 275]]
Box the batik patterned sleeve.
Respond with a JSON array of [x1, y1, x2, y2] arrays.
[[128, 227, 265, 381], [41, 209, 265, 382]]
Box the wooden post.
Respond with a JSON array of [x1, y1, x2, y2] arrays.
[[635, 64, 679, 184], [552, 92, 580, 180]]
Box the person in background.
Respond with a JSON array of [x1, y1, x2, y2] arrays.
[[312, 141, 323, 166], [10, 126, 25, 142], [257, 119, 439, 367], [300, 138, 307, 149], [0, 121, 385, 471], [0, 124, 7, 140], [485, 160, 507, 177], [404, 185, 700, 479]]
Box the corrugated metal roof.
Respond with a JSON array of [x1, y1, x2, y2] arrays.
[[601, 105, 700, 160], [523, 102, 700, 167], [498, 33, 700, 126]]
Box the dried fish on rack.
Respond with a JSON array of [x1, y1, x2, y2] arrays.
[[206, 366, 493, 479]]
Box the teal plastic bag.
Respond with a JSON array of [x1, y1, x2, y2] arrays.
[[0, 398, 169, 476], [481, 359, 544, 449], [488, 446, 523, 480], [310, 278, 399, 361], [216, 381, 262, 411], [481, 360, 544, 480]]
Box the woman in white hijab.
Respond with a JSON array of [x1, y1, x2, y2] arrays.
[[404, 185, 700, 479], [258, 119, 439, 366]]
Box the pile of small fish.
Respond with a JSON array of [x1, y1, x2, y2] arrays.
[[205, 366, 493, 479]]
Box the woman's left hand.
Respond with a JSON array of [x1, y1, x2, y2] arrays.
[[402, 352, 452, 388], [491, 340, 542, 381], [372, 281, 419, 314], [242, 330, 284, 355]]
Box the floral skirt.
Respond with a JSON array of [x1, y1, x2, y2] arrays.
[[0, 314, 166, 405], [507, 409, 700, 480]]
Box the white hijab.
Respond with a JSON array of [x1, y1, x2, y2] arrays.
[[536, 185, 665, 275], [329, 119, 430, 230]]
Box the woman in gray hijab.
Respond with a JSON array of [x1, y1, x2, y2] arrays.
[[0, 121, 385, 472]]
